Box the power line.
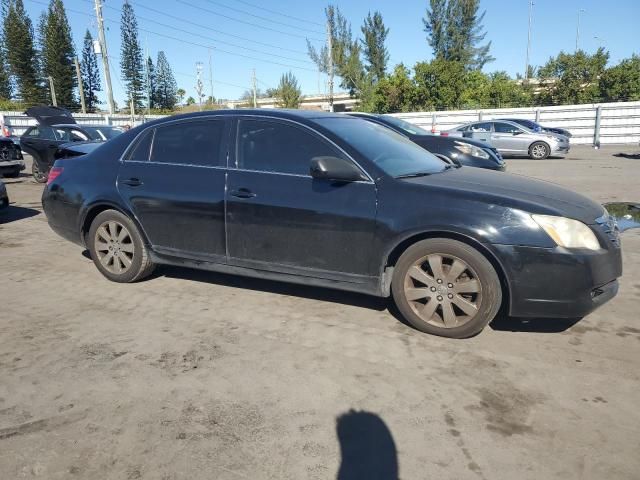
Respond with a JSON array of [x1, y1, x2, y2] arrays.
[[201, 0, 324, 35], [176, 0, 324, 42], [233, 0, 323, 27]]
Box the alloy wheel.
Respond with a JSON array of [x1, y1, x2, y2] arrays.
[[403, 253, 482, 328], [531, 144, 547, 159], [94, 220, 135, 275]]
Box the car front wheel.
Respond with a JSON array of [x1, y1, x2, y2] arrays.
[[88, 210, 155, 283], [391, 239, 502, 338], [529, 141, 550, 159]]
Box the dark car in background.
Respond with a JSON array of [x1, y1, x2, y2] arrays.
[[347, 112, 505, 171], [502, 118, 572, 138], [42, 109, 622, 338], [0, 136, 25, 178], [0, 179, 8, 212], [20, 106, 123, 182]]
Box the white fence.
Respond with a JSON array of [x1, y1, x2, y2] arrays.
[[0, 112, 167, 137], [392, 101, 640, 145]]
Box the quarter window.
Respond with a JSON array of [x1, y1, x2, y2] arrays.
[[150, 120, 225, 166], [236, 119, 339, 175], [125, 129, 153, 161]]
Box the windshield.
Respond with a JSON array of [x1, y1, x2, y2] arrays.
[[82, 126, 124, 141], [506, 119, 540, 132], [381, 115, 431, 136], [314, 117, 448, 177]]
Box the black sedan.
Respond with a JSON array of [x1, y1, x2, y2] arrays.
[[42, 110, 622, 338], [347, 112, 505, 170]]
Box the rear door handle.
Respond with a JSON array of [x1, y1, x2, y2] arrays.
[[122, 177, 143, 187], [230, 188, 256, 199]]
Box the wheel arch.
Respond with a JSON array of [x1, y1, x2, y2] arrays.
[[80, 202, 150, 247], [381, 230, 512, 311]]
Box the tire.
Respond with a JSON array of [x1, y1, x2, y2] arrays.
[[529, 141, 550, 160], [391, 239, 502, 338], [87, 209, 155, 283], [32, 161, 48, 183]]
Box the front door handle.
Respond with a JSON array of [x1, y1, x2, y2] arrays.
[[230, 188, 256, 199], [122, 177, 143, 187]]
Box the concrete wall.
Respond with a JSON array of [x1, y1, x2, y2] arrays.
[[391, 101, 640, 145]]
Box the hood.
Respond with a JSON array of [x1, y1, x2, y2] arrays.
[[414, 133, 493, 150], [402, 167, 604, 224], [25, 105, 76, 126]]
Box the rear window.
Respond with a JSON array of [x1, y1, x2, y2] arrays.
[[150, 120, 225, 166], [24, 126, 58, 140]]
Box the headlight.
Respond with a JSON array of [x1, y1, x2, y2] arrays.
[[454, 141, 489, 159], [531, 215, 601, 250], [545, 135, 559, 141]]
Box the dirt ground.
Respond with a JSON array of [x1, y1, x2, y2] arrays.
[[1, 145, 639, 480]]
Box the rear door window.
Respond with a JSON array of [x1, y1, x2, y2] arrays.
[[470, 122, 492, 132], [150, 120, 225, 166]]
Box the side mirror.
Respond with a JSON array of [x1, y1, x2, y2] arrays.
[[512, 130, 523, 135], [310, 156, 368, 182]]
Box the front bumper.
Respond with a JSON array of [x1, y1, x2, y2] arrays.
[[491, 243, 622, 318], [551, 143, 570, 155], [0, 160, 25, 171]]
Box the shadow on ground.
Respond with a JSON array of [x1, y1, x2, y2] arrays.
[[490, 315, 582, 333], [0, 205, 40, 224], [336, 410, 398, 480], [613, 152, 640, 160]]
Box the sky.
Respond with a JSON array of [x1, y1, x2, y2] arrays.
[[20, 0, 640, 107]]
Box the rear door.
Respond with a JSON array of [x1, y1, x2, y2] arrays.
[[226, 117, 378, 279], [117, 118, 229, 260], [464, 122, 492, 143]]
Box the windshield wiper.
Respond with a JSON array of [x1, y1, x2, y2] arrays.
[[395, 171, 433, 179]]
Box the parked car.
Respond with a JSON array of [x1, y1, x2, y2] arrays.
[[0, 136, 25, 178], [54, 141, 104, 160], [444, 120, 570, 159], [346, 113, 505, 171], [20, 106, 123, 183], [501, 118, 572, 138], [42, 110, 622, 338], [0, 178, 8, 212]]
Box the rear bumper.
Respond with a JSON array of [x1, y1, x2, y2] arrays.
[[492, 243, 622, 318]]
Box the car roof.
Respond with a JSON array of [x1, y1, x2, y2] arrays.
[[52, 123, 117, 128]]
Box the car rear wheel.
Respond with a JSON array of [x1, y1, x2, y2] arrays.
[[88, 210, 155, 283], [529, 141, 550, 159], [391, 239, 502, 338], [32, 161, 48, 183]]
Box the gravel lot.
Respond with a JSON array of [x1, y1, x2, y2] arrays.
[[1, 145, 639, 480]]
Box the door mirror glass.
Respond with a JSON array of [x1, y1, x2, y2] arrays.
[[310, 156, 367, 182], [512, 130, 524, 135]]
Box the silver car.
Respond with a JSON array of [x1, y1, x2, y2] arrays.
[[445, 120, 570, 159]]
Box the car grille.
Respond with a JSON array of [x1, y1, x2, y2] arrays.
[[0, 143, 21, 162], [595, 212, 621, 248]]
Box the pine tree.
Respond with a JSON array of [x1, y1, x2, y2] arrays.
[[120, 1, 144, 110], [0, 37, 12, 100], [155, 51, 177, 110], [40, 0, 76, 108], [3, 0, 43, 105], [361, 11, 389, 82], [146, 56, 156, 110], [275, 71, 301, 109], [81, 30, 101, 112]]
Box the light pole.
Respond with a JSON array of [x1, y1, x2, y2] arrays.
[[575, 8, 586, 52], [525, 0, 534, 81]]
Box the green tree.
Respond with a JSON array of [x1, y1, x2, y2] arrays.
[[486, 71, 531, 108], [145, 55, 156, 109], [360, 11, 389, 82], [460, 70, 490, 107], [3, 0, 43, 105], [186, 96, 195, 106], [40, 0, 76, 108], [274, 71, 301, 108], [538, 48, 609, 105], [599, 55, 640, 102], [120, 0, 144, 109], [81, 30, 101, 112], [176, 88, 186, 105], [366, 64, 417, 113], [155, 51, 177, 110], [423, 0, 493, 70], [0, 37, 11, 99], [413, 59, 466, 110]]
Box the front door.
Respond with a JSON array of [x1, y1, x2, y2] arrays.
[[226, 117, 378, 279], [491, 122, 527, 154], [117, 118, 229, 260]]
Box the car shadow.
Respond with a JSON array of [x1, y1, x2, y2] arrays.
[[490, 315, 582, 333], [0, 205, 40, 224], [336, 410, 399, 480], [613, 152, 640, 160]]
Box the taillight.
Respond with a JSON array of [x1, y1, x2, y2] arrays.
[[47, 166, 63, 184], [440, 132, 449, 136]]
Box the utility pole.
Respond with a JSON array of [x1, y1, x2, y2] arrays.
[[48, 76, 57, 106], [94, 0, 115, 114], [251, 68, 257, 108], [575, 8, 585, 52], [326, 20, 334, 112], [208, 48, 214, 106], [145, 40, 151, 115], [524, 0, 533, 82], [196, 62, 204, 111], [74, 57, 86, 113]]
